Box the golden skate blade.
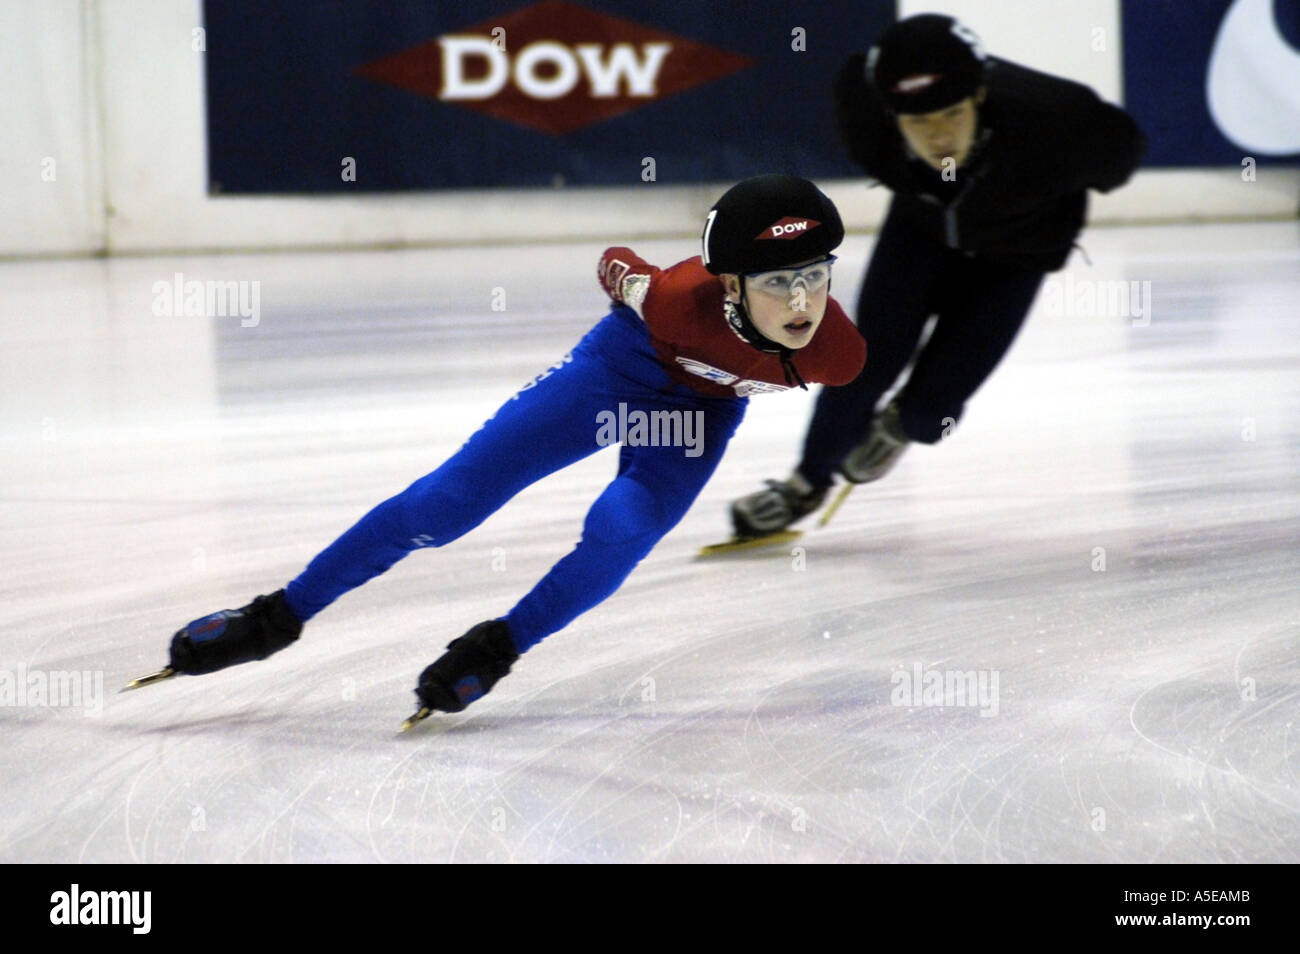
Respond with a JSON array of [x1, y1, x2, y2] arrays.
[[399, 707, 433, 732], [697, 530, 803, 557], [119, 667, 178, 693], [818, 484, 855, 527]]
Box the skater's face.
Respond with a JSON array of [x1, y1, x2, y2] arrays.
[[896, 90, 983, 172], [720, 256, 832, 350]]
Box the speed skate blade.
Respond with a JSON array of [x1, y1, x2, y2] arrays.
[[818, 484, 855, 527], [697, 530, 802, 557], [119, 667, 177, 693], [399, 707, 433, 732]]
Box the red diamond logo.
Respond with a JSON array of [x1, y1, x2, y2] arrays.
[[354, 0, 756, 136]]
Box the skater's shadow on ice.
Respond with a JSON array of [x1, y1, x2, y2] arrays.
[[126, 710, 305, 734], [98, 707, 395, 746], [395, 707, 720, 739]]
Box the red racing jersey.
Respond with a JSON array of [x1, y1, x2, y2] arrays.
[[598, 247, 866, 399]]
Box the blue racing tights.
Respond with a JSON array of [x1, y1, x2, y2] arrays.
[[283, 307, 747, 653]]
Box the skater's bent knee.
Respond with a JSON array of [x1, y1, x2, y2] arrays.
[[389, 482, 506, 547], [584, 479, 671, 547], [899, 403, 961, 444]]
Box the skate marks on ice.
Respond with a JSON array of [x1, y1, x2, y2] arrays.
[[32, 643, 416, 863], [356, 611, 878, 862], [1124, 643, 1300, 863], [356, 599, 1038, 863]]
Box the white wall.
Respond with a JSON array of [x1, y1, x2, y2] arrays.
[[0, 1, 104, 255], [0, 0, 1295, 258]]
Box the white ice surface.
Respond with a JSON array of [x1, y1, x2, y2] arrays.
[[1, 222, 1297, 863]]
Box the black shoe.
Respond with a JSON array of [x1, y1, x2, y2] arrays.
[[169, 590, 303, 675], [416, 620, 520, 713], [730, 472, 828, 536], [839, 400, 910, 484]]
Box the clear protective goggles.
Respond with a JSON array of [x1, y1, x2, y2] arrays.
[[743, 255, 837, 299]]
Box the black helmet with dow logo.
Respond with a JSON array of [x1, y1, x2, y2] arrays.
[[701, 175, 844, 275]]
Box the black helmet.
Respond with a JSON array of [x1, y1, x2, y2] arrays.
[[702, 174, 844, 276], [867, 13, 987, 115]]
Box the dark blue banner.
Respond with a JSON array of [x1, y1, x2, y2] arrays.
[[1122, 0, 1300, 165], [203, 0, 895, 193]]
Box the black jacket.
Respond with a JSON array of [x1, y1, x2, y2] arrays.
[[835, 54, 1146, 272]]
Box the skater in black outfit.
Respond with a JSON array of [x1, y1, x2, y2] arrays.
[[732, 13, 1145, 536]]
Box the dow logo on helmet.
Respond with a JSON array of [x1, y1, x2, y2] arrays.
[[757, 217, 821, 240], [894, 73, 942, 93]]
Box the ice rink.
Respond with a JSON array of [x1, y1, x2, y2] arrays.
[[2, 220, 1297, 863]]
